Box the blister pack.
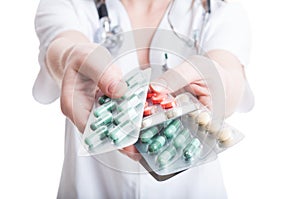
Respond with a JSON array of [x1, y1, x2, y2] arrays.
[[135, 90, 244, 180], [141, 91, 201, 130], [82, 68, 151, 154]]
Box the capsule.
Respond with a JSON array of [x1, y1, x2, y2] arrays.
[[148, 136, 166, 153], [160, 98, 176, 109], [90, 112, 113, 131], [93, 101, 116, 117], [114, 108, 138, 125], [140, 126, 159, 143], [98, 95, 111, 105], [85, 126, 108, 148], [183, 138, 201, 160], [157, 145, 177, 166], [109, 122, 135, 144], [143, 106, 154, 117], [151, 94, 167, 104], [173, 129, 190, 149], [163, 119, 181, 139], [126, 73, 144, 86], [147, 91, 155, 99], [117, 94, 141, 111]]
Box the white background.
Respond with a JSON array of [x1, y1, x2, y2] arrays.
[[0, 0, 299, 198]]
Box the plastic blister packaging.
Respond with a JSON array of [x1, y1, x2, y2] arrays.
[[135, 92, 244, 180], [141, 92, 201, 130], [135, 114, 218, 178], [81, 68, 151, 155]]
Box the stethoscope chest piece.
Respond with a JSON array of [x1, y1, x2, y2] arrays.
[[94, 1, 123, 53]]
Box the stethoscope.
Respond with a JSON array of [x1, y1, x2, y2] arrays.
[[94, 0, 219, 70]]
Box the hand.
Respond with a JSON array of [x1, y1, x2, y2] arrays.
[[60, 44, 127, 133], [150, 55, 215, 109], [119, 145, 142, 161]]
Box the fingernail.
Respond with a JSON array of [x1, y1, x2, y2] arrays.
[[108, 80, 128, 98]]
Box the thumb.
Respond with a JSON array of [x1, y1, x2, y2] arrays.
[[79, 45, 127, 98], [150, 55, 212, 94]]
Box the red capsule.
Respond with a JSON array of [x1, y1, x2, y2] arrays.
[[143, 106, 153, 116], [161, 98, 176, 109], [147, 92, 155, 99], [151, 94, 167, 104]]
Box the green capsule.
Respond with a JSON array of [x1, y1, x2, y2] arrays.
[[140, 126, 159, 143], [93, 101, 116, 117], [114, 108, 138, 125], [90, 112, 113, 131], [85, 126, 108, 148], [117, 95, 141, 112], [98, 95, 111, 105], [126, 72, 143, 86], [183, 138, 201, 160], [173, 129, 190, 149], [109, 121, 135, 144], [157, 145, 177, 166], [163, 119, 182, 139], [148, 136, 166, 153], [97, 125, 109, 140]]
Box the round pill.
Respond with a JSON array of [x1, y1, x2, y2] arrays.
[[218, 127, 233, 142], [161, 98, 176, 109], [188, 110, 202, 119], [140, 126, 159, 143], [183, 138, 201, 160], [206, 123, 222, 137], [196, 111, 211, 127], [151, 94, 167, 104], [163, 119, 182, 139], [175, 93, 190, 104], [157, 145, 177, 166], [173, 129, 190, 149], [166, 108, 183, 119], [219, 137, 235, 148], [148, 136, 166, 153], [142, 118, 152, 129]]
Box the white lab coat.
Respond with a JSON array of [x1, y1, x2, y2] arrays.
[[33, 0, 253, 198]]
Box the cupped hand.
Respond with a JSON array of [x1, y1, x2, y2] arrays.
[[60, 44, 127, 133]]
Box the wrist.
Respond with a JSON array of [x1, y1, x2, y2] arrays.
[[45, 37, 76, 86]]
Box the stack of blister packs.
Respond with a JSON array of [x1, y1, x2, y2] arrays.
[[81, 68, 244, 180]]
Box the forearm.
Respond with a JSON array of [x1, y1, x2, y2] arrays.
[[45, 30, 92, 84], [206, 50, 246, 117]]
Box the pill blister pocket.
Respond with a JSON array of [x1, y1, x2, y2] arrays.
[[135, 114, 218, 177], [81, 68, 151, 155], [141, 92, 201, 130], [135, 92, 244, 179]]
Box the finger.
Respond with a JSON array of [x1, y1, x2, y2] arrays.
[[185, 83, 210, 97], [79, 45, 127, 98], [61, 66, 96, 133], [119, 145, 141, 161], [98, 64, 128, 99], [198, 95, 212, 110], [150, 56, 213, 94]]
